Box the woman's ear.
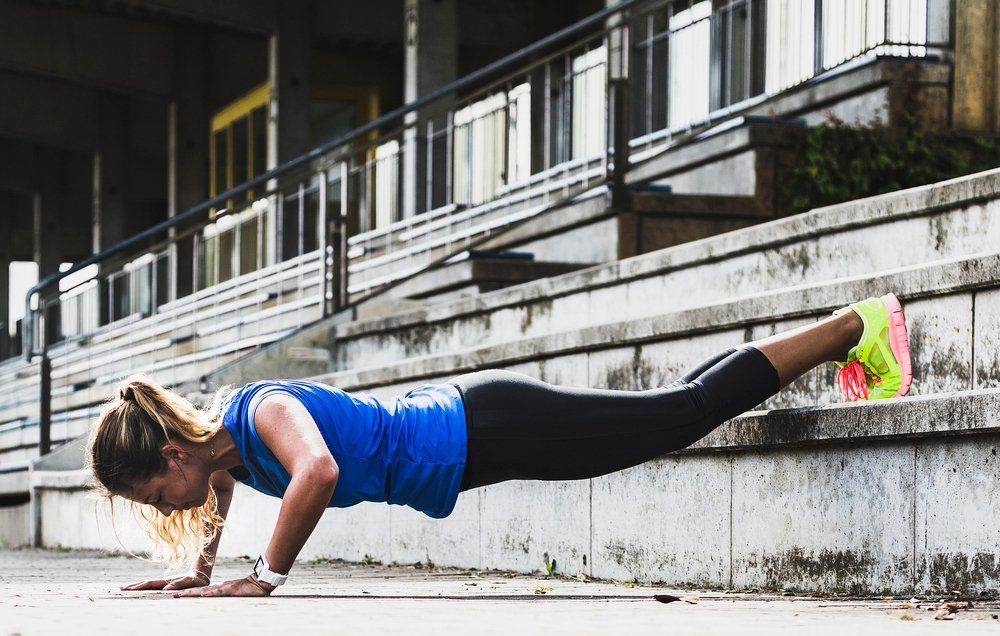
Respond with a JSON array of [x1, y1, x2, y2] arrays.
[[160, 443, 189, 464]]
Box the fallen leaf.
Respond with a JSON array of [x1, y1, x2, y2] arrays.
[[653, 594, 699, 605], [533, 586, 554, 595], [934, 608, 955, 621]]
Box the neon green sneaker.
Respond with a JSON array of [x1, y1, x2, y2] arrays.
[[832, 292, 913, 401]]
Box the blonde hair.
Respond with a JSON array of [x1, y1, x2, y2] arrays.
[[85, 375, 231, 573]]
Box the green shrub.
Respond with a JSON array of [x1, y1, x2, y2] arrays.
[[783, 111, 1000, 215]]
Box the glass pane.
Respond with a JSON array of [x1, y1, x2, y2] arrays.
[[132, 265, 151, 316], [213, 130, 228, 196], [155, 253, 170, 308], [232, 117, 249, 192], [304, 181, 321, 254], [310, 100, 357, 144], [202, 236, 216, 289], [112, 274, 129, 321], [281, 193, 302, 261], [240, 215, 260, 276], [252, 106, 268, 179], [218, 228, 234, 283]]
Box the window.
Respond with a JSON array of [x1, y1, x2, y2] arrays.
[[571, 47, 607, 161], [821, 0, 927, 69], [373, 140, 400, 229], [669, 1, 712, 129], [210, 83, 270, 211], [453, 83, 533, 207], [765, 0, 816, 93], [8, 261, 38, 337]]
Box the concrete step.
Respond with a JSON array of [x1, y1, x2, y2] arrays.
[[308, 251, 999, 407], [353, 252, 590, 321], [207, 167, 1000, 389], [346, 116, 806, 295]]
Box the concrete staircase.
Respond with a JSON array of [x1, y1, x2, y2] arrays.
[[25, 167, 1000, 594], [168, 167, 1000, 595], [207, 167, 1000, 394], [0, 42, 978, 593]]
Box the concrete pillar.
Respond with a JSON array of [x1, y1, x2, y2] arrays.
[[267, 0, 312, 167], [402, 0, 458, 219], [33, 152, 66, 345], [0, 197, 10, 359], [953, 0, 1000, 133], [93, 92, 129, 253], [169, 26, 211, 299], [606, 0, 628, 81], [32, 152, 64, 279]]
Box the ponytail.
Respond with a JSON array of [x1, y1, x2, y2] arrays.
[[85, 375, 231, 573]]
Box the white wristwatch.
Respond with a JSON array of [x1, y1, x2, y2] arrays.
[[253, 553, 289, 587]]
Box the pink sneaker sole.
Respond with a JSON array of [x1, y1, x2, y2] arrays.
[[880, 292, 912, 398]]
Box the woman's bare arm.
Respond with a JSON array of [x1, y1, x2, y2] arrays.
[[173, 392, 337, 597], [189, 469, 236, 581], [122, 468, 236, 592], [252, 393, 339, 576]]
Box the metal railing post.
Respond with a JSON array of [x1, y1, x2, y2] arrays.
[[323, 165, 349, 316], [813, 0, 825, 75], [320, 169, 331, 317], [38, 302, 51, 457], [334, 211, 348, 313], [608, 77, 631, 210]]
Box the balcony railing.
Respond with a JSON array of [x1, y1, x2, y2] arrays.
[[14, 0, 950, 462]]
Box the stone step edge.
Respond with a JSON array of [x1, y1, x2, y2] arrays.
[[691, 388, 1000, 453], [331, 167, 1000, 341], [316, 250, 1000, 391]]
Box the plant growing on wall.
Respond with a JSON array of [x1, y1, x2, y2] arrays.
[[783, 110, 1000, 215]]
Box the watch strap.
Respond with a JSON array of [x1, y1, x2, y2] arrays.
[[253, 554, 288, 587]]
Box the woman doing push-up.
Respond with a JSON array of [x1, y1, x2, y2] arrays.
[[88, 293, 912, 597]]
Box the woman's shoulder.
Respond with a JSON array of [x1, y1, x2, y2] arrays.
[[223, 379, 346, 417]]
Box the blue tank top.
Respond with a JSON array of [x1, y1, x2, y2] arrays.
[[220, 379, 468, 519]]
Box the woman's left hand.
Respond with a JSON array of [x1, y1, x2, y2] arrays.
[[172, 575, 274, 598]]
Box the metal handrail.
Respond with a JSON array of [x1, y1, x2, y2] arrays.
[[21, 0, 648, 360]]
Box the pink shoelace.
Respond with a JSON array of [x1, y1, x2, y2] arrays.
[[837, 359, 881, 402]]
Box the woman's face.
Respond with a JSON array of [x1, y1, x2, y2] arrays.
[[127, 444, 212, 517]]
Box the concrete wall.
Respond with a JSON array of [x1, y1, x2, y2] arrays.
[[0, 502, 29, 548], [32, 392, 1000, 595]]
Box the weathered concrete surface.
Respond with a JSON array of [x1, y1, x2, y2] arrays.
[[5, 549, 1000, 635], [308, 253, 1000, 401], [731, 444, 915, 595], [29, 390, 1000, 595], [0, 502, 28, 548]]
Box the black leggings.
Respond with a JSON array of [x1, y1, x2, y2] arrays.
[[448, 345, 781, 491]]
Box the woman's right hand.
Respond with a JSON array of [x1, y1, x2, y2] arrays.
[[120, 572, 210, 591]]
